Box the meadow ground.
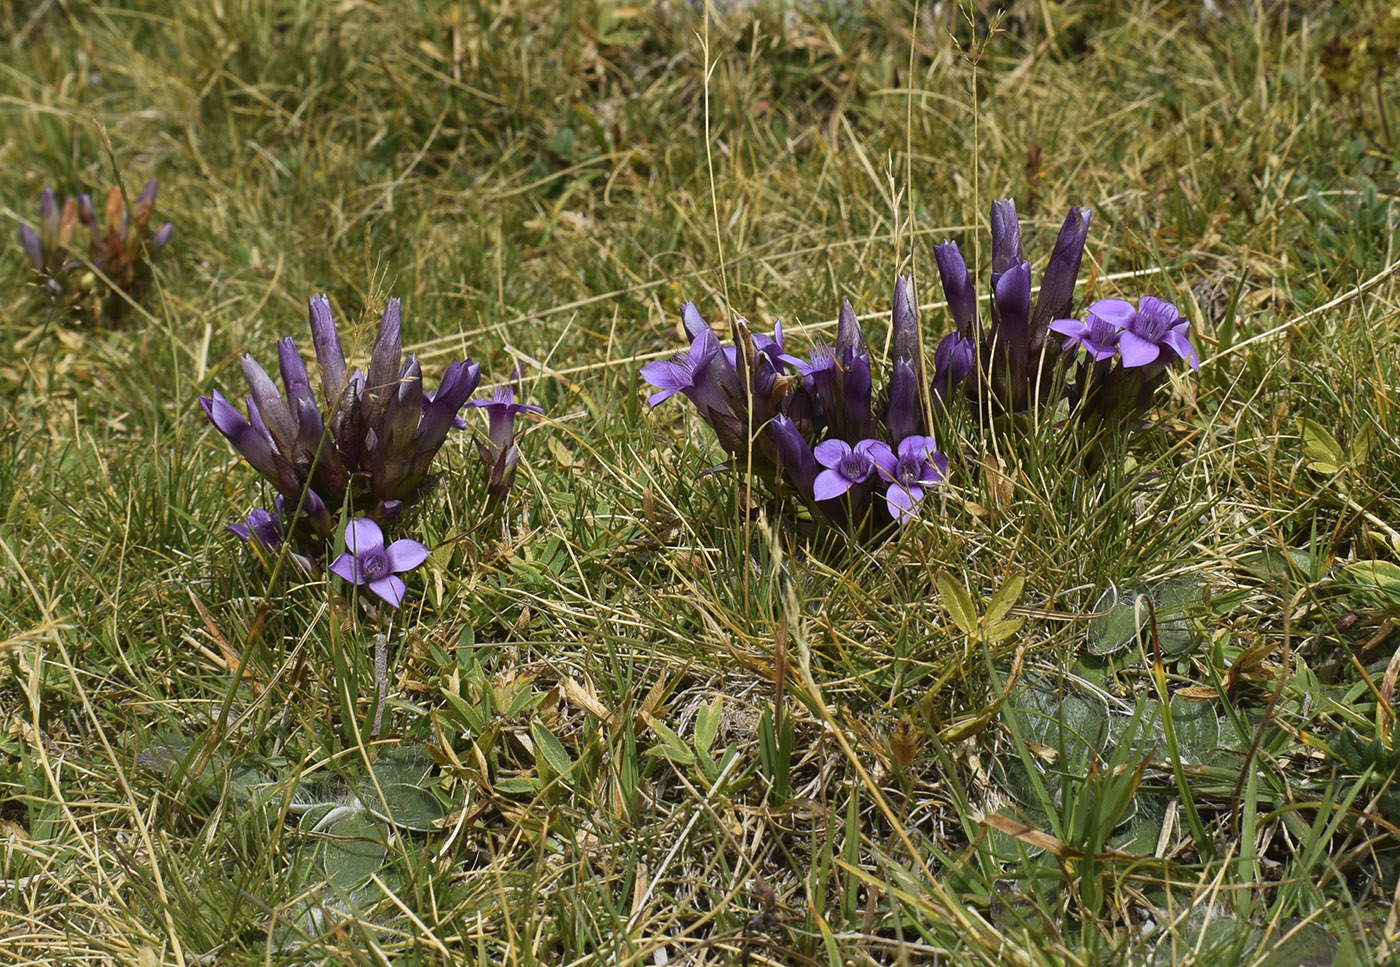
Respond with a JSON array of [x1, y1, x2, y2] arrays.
[[2, 1, 1400, 964]]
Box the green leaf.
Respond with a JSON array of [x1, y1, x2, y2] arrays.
[[1154, 576, 1200, 656], [1343, 559, 1400, 591], [1086, 586, 1147, 656], [984, 571, 1024, 628], [1300, 417, 1344, 474], [531, 721, 574, 778], [495, 777, 540, 795], [364, 783, 445, 832], [937, 572, 979, 637], [1168, 696, 1221, 765], [694, 696, 722, 755], [370, 746, 434, 786], [318, 810, 386, 891], [645, 717, 694, 766]]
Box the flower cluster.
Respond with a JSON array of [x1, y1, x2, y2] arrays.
[[19, 181, 173, 326], [201, 294, 539, 604], [642, 280, 948, 532], [642, 197, 1201, 536], [928, 198, 1198, 426]]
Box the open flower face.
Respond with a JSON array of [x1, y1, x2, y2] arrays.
[[878, 435, 948, 522], [1050, 299, 1133, 361], [1119, 296, 1199, 370], [813, 438, 894, 500], [327, 518, 430, 608]]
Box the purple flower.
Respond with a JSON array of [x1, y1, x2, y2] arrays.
[[327, 518, 430, 608], [468, 382, 542, 503], [640, 318, 743, 426], [768, 413, 818, 500], [885, 356, 921, 446], [227, 497, 316, 570], [934, 241, 977, 337], [19, 225, 43, 271], [932, 332, 976, 398], [813, 438, 893, 501], [1049, 299, 1132, 361], [228, 506, 283, 547], [891, 275, 921, 378], [1031, 207, 1092, 338], [202, 294, 482, 538], [1119, 296, 1199, 370], [876, 435, 948, 522]]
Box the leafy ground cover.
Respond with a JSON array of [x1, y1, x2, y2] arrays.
[[2, 1, 1399, 963]]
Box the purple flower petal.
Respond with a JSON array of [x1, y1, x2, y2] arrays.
[[368, 574, 407, 608], [328, 552, 363, 585], [385, 538, 431, 572], [1117, 330, 1160, 368], [813, 468, 853, 501], [885, 484, 924, 522], [860, 439, 898, 478], [1086, 299, 1136, 329], [345, 517, 385, 555], [813, 439, 851, 470]]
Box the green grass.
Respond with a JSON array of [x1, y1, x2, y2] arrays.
[[3, 0, 1400, 963]]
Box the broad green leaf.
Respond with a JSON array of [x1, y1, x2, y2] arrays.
[[1343, 559, 1400, 592], [1086, 586, 1147, 656], [495, 777, 540, 795], [1300, 417, 1344, 473], [364, 783, 445, 832], [694, 696, 722, 755], [937, 572, 979, 637], [318, 810, 386, 891], [1154, 576, 1200, 656], [645, 717, 694, 765], [370, 746, 433, 786], [984, 571, 1024, 628], [531, 721, 574, 778], [1168, 696, 1220, 765], [984, 617, 1024, 643]]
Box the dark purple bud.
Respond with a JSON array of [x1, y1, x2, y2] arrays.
[[891, 275, 921, 376], [934, 240, 976, 337], [308, 294, 347, 407], [416, 358, 481, 457], [768, 413, 817, 501], [367, 298, 403, 409], [19, 225, 43, 271], [240, 354, 299, 457], [886, 356, 922, 446], [991, 260, 1033, 366], [200, 390, 279, 481], [384, 355, 424, 462], [135, 179, 157, 208], [835, 299, 867, 361], [990, 198, 1023, 275], [1031, 207, 1091, 345], [840, 351, 872, 442], [39, 187, 59, 233], [277, 337, 314, 416], [680, 302, 710, 341], [932, 332, 976, 400], [150, 222, 173, 249]]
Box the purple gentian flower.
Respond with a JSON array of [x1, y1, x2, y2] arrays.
[[768, 413, 818, 500], [328, 518, 430, 608], [932, 331, 976, 398], [1119, 296, 1199, 370], [1049, 299, 1132, 361], [228, 506, 283, 547], [813, 438, 893, 501], [875, 435, 948, 522], [641, 324, 737, 422], [934, 241, 977, 337]]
